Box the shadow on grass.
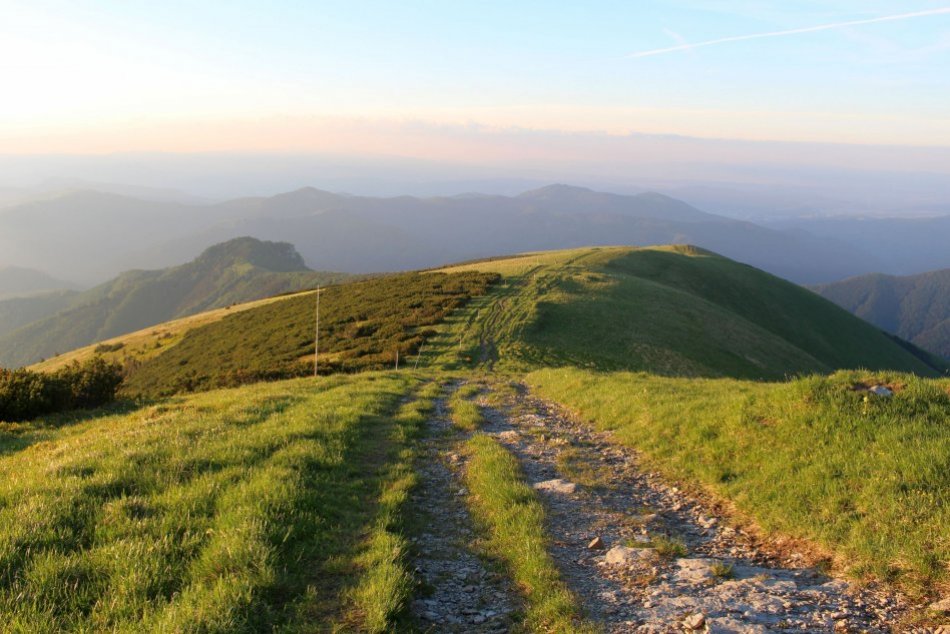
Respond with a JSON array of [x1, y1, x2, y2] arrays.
[[0, 399, 148, 458]]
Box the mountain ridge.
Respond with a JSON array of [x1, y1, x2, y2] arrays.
[[815, 267, 950, 360], [0, 237, 349, 368], [0, 185, 886, 285]]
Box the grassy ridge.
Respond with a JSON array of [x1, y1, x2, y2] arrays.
[[0, 373, 423, 631], [435, 246, 943, 378], [528, 368, 950, 595], [464, 434, 594, 633], [122, 271, 498, 398]]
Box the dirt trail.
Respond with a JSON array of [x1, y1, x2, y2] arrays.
[[479, 385, 911, 633], [407, 394, 519, 633]]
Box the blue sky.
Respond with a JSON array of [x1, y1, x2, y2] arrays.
[[1, 0, 948, 152]]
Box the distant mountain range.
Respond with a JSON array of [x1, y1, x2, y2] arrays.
[[0, 185, 897, 286], [0, 237, 348, 368], [770, 215, 950, 278], [0, 266, 77, 300], [814, 268, 950, 360]]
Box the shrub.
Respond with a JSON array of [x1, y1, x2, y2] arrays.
[[0, 357, 123, 422]]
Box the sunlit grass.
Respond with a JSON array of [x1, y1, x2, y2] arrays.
[[529, 367, 950, 596], [0, 372, 420, 631], [463, 434, 596, 633], [449, 383, 484, 431]]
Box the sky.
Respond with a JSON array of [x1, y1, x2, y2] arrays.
[[1, 0, 949, 158]]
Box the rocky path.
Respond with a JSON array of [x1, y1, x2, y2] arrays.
[[407, 394, 519, 632], [479, 385, 912, 633]]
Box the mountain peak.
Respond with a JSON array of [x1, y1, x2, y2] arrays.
[[518, 184, 595, 199], [196, 237, 309, 272]]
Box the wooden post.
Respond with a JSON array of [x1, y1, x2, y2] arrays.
[[314, 287, 320, 377]]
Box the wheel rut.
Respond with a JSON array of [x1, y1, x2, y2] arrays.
[[478, 384, 911, 633], [407, 393, 520, 632]]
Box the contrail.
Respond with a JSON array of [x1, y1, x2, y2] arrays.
[[628, 7, 950, 58]]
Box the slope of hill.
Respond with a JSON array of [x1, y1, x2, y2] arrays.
[[1, 185, 881, 285], [0, 237, 349, 368], [0, 372, 426, 631], [434, 246, 944, 379], [37, 246, 941, 397], [0, 290, 79, 338], [815, 268, 950, 360], [120, 270, 499, 397], [0, 266, 76, 299]]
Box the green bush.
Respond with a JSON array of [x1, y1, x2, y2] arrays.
[[0, 357, 123, 422]]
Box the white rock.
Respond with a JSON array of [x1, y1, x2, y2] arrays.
[[674, 558, 719, 584], [604, 545, 656, 566], [869, 385, 893, 397], [683, 612, 706, 630], [532, 478, 577, 494], [930, 597, 950, 613]]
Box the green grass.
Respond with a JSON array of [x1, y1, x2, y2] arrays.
[[528, 367, 950, 596], [345, 380, 440, 632], [650, 535, 689, 559], [431, 245, 943, 378], [0, 372, 425, 631], [122, 271, 498, 398], [463, 434, 595, 633], [449, 383, 485, 431]]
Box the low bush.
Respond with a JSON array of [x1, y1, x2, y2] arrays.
[[0, 357, 123, 422]]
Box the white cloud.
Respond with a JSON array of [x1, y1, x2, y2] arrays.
[[628, 7, 950, 58]]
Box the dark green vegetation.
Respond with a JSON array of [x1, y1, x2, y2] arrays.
[[0, 238, 349, 369], [0, 357, 122, 422], [464, 433, 594, 633], [0, 373, 429, 631], [122, 271, 498, 398], [816, 268, 950, 361], [441, 246, 945, 378], [528, 367, 950, 595]]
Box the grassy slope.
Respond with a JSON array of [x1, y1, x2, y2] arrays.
[[30, 293, 298, 372], [121, 271, 498, 398], [527, 367, 950, 595], [0, 372, 425, 632], [433, 245, 942, 378]]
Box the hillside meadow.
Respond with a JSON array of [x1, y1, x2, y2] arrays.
[[433, 245, 945, 378], [527, 367, 950, 596], [0, 372, 429, 632], [121, 271, 498, 398]]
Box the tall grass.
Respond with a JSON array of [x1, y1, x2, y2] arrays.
[[528, 368, 950, 596], [464, 434, 595, 633], [0, 372, 419, 631]]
